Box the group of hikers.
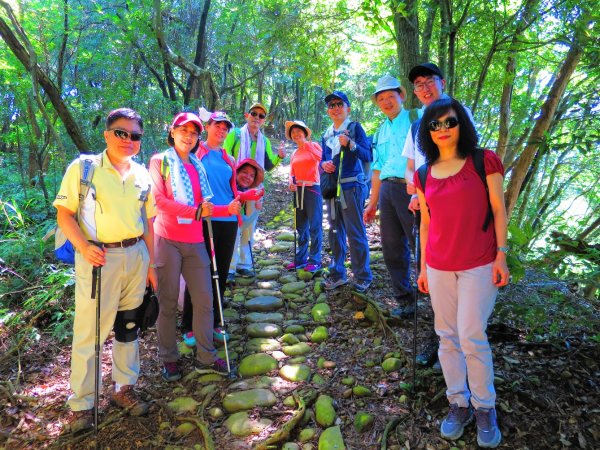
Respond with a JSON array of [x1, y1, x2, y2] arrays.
[[54, 61, 509, 448]]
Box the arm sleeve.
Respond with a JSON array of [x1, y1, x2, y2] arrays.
[[264, 138, 279, 172], [351, 123, 372, 162], [306, 142, 322, 160], [483, 149, 504, 177], [413, 166, 427, 192], [52, 159, 81, 214], [149, 156, 197, 219], [222, 131, 237, 158], [321, 136, 331, 162], [401, 128, 416, 159]]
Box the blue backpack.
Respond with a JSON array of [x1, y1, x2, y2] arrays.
[[54, 155, 100, 264]]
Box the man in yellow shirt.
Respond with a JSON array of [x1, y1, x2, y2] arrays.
[[54, 108, 157, 433]]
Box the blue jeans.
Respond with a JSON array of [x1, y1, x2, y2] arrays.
[[294, 187, 323, 266], [326, 184, 372, 284], [379, 180, 415, 297]]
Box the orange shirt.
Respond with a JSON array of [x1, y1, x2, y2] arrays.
[[290, 141, 322, 184]]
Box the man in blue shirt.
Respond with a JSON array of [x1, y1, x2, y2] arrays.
[[364, 75, 416, 316]]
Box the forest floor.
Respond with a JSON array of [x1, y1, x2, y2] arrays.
[[1, 150, 599, 450]]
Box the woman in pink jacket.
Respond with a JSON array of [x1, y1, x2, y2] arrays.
[[149, 112, 239, 380]]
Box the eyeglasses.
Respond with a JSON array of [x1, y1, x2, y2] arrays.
[[414, 77, 439, 92], [108, 128, 143, 141], [327, 101, 345, 109], [428, 117, 459, 132], [249, 111, 266, 119]]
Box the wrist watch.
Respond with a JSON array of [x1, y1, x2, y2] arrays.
[[497, 247, 510, 254]]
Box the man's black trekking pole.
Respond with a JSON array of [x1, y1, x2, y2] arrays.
[[412, 211, 421, 392], [91, 265, 102, 433]]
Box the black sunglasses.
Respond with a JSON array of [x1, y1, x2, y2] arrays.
[[249, 111, 266, 119], [109, 128, 143, 141], [327, 101, 345, 109], [428, 117, 459, 132]]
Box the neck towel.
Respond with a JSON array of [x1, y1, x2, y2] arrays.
[[238, 124, 266, 168], [165, 148, 213, 224], [323, 118, 351, 159]]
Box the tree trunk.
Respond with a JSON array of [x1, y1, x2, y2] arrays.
[[184, 0, 212, 105], [496, 0, 539, 161], [0, 3, 89, 153], [504, 42, 583, 217], [420, 1, 437, 62], [392, 0, 420, 107]]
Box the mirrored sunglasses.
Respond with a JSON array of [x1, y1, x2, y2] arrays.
[[428, 117, 459, 132], [327, 101, 345, 109], [249, 110, 266, 119], [109, 128, 143, 141]]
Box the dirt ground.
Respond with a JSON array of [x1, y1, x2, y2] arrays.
[[1, 152, 599, 450]]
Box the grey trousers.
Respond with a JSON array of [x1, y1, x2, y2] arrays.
[[154, 235, 216, 365]]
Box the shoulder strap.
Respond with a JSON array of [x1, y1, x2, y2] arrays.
[[417, 163, 428, 193], [473, 148, 493, 231], [347, 121, 357, 140], [411, 117, 421, 142], [161, 153, 170, 181], [78, 155, 100, 202]]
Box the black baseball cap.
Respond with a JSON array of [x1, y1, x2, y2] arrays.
[[408, 63, 445, 83]]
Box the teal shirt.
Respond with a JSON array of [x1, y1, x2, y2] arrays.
[[372, 109, 412, 180]]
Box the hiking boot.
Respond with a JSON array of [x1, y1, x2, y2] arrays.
[[475, 408, 502, 448], [182, 331, 196, 347], [324, 278, 347, 290], [416, 342, 438, 367], [194, 357, 231, 375], [162, 361, 182, 382], [64, 409, 93, 433], [390, 294, 416, 319], [226, 272, 236, 285], [213, 327, 230, 343], [236, 268, 255, 278], [304, 263, 321, 273], [440, 403, 473, 440], [286, 261, 306, 270], [351, 281, 371, 293], [110, 385, 149, 416]]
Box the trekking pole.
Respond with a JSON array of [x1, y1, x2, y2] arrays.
[[205, 217, 231, 374], [293, 190, 298, 269], [248, 241, 257, 286], [412, 211, 421, 392], [91, 265, 102, 433]]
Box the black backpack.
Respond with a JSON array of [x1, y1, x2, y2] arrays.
[[417, 148, 493, 232]]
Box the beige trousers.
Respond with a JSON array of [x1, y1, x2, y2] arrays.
[[67, 241, 148, 411]]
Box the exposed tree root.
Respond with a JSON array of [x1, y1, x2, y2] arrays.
[[253, 389, 318, 450], [381, 416, 402, 450]]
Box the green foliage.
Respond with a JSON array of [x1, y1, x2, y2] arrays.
[[495, 286, 599, 342], [0, 194, 75, 347]]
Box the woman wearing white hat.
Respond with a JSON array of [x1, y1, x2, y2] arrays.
[[285, 120, 323, 273]]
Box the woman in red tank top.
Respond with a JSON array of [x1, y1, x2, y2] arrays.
[[414, 97, 509, 448]]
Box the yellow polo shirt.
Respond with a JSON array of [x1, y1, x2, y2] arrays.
[[53, 150, 156, 243]]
